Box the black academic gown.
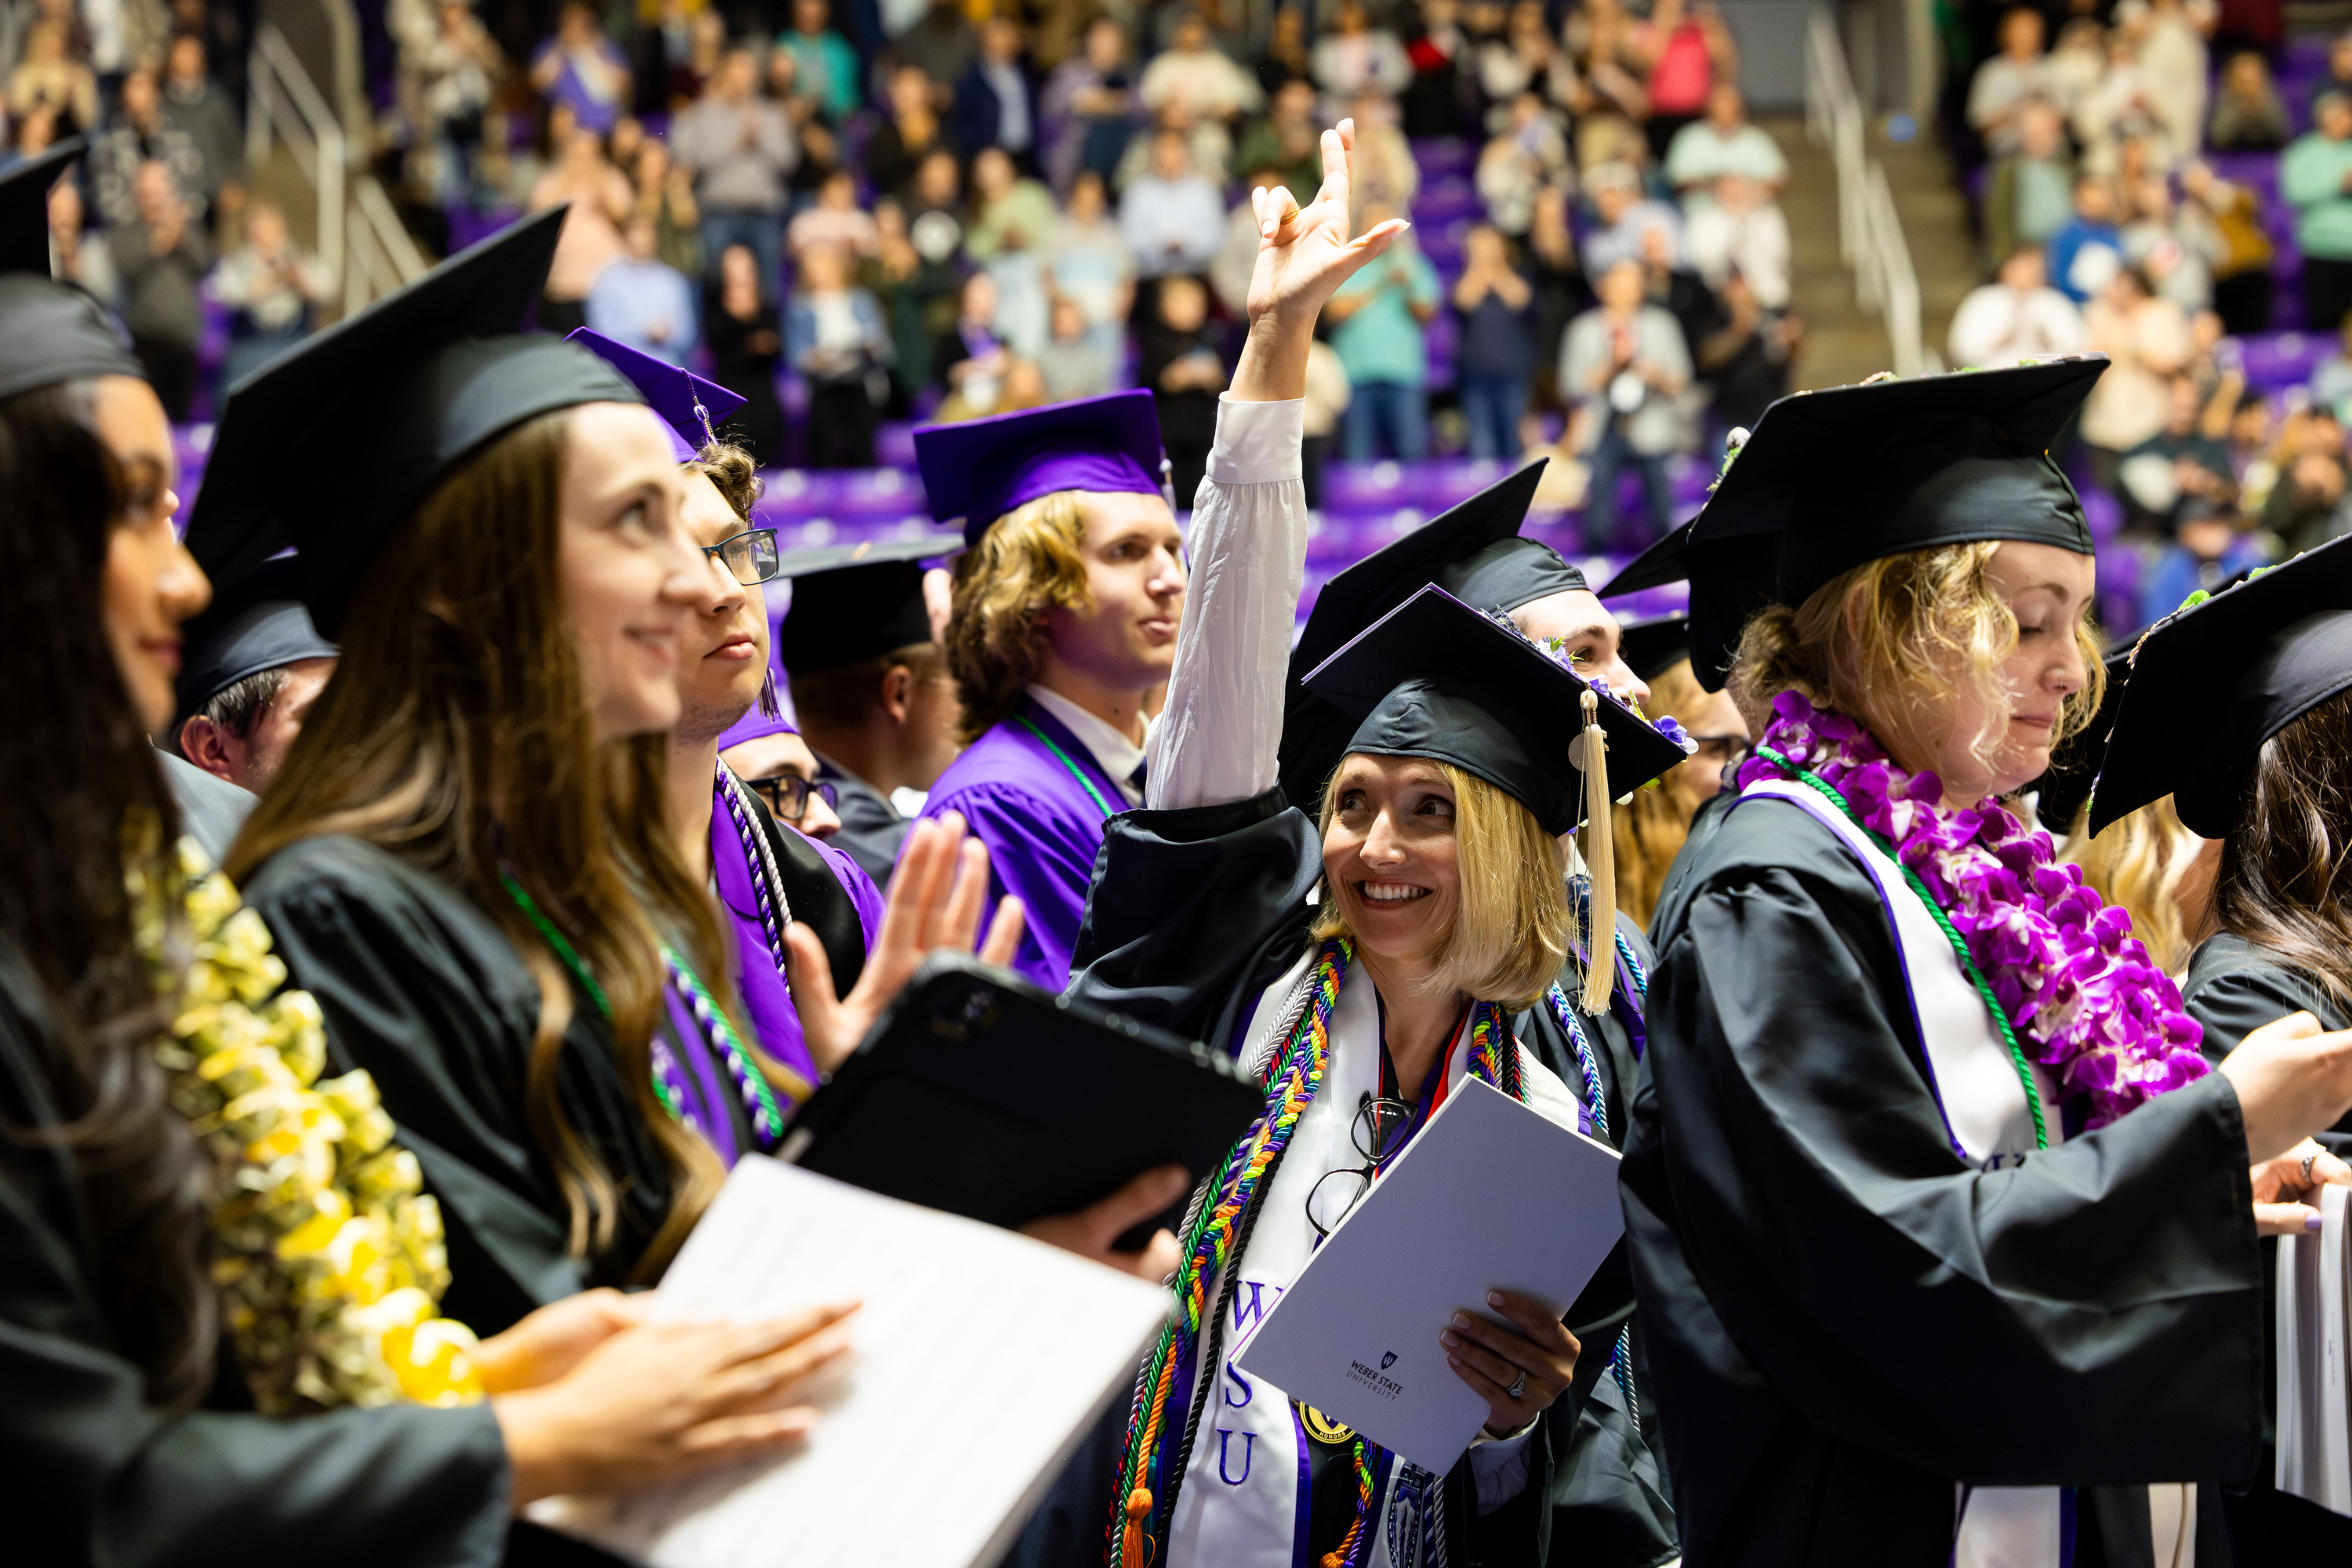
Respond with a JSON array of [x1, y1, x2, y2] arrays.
[[1512, 915, 1679, 1568], [1002, 787, 1673, 1568], [1622, 795, 2261, 1568], [0, 938, 512, 1568], [2181, 933, 2352, 1559]]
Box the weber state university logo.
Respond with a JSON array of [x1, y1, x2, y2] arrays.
[[1381, 1351, 1398, 1370]]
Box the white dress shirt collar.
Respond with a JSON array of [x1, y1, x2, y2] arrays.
[[1025, 684, 1149, 805]]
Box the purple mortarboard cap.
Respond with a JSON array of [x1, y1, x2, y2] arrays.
[[913, 389, 1170, 546], [564, 328, 747, 462]]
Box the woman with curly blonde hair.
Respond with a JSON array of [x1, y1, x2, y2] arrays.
[[1622, 361, 2352, 1566]]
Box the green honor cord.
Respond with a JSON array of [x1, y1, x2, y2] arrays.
[[1752, 745, 2050, 1152], [1013, 713, 1116, 819], [498, 872, 784, 1142]]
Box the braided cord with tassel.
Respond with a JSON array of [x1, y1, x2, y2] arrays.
[[1577, 688, 1617, 1014], [1110, 938, 1352, 1568]]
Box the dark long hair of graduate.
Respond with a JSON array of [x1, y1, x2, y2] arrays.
[[0, 379, 216, 1407], [2215, 685, 2352, 1013], [228, 412, 734, 1278]]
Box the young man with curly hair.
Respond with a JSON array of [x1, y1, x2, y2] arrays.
[[911, 390, 1189, 990]]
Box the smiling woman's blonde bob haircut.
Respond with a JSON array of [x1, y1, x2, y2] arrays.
[[1729, 540, 2104, 776], [1311, 760, 1570, 1011]]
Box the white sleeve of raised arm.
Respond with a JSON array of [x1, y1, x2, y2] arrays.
[[1143, 394, 1308, 814]]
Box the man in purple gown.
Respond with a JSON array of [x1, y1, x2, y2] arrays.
[[912, 390, 1186, 992]]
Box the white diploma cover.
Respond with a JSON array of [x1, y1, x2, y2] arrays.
[[531, 1155, 1173, 1567], [1232, 1077, 1625, 1473], [2278, 1181, 2352, 1517]]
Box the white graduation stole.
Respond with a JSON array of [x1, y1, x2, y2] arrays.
[[1746, 782, 2070, 1568], [1163, 954, 1582, 1568]]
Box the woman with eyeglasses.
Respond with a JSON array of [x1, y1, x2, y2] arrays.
[[1000, 124, 1695, 1568]]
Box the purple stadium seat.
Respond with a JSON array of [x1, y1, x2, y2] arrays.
[[1321, 459, 1425, 511], [1409, 137, 1475, 180], [2231, 329, 2325, 389], [2078, 481, 2122, 543], [826, 465, 928, 518], [1421, 457, 1514, 510], [1412, 176, 1483, 226], [874, 420, 918, 467], [755, 468, 839, 521]]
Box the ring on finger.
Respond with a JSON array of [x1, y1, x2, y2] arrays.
[[1506, 1369, 1528, 1400], [2304, 1151, 2320, 1185]]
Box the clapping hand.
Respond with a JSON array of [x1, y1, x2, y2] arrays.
[[783, 811, 1025, 1074]]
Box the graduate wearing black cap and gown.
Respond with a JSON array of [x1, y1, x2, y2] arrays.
[[1624, 360, 2282, 1566], [1043, 477, 1687, 1566], [2092, 539, 2352, 1559], [1276, 465, 1682, 1558], [766, 535, 965, 886], [185, 211, 777, 1338], [0, 140, 516, 1568]]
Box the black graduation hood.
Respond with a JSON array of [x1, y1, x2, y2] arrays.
[[173, 552, 339, 724], [1278, 461, 1581, 808], [1639, 359, 2107, 692], [180, 207, 645, 636], [772, 532, 964, 674], [1301, 585, 1690, 837], [2089, 535, 2352, 837], [0, 138, 143, 401]]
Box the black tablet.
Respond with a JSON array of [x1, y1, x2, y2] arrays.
[[776, 953, 1266, 1245]]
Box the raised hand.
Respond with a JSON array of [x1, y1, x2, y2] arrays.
[[1233, 118, 1410, 403], [783, 811, 1026, 1075]]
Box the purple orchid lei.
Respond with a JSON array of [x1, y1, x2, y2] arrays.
[[1738, 688, 2207, 1130], [1494, 610, 1700, 757]]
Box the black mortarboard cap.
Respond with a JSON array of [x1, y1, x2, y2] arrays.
[[774, 532, 964, 673], [1302, 586, 1690, 836], [1618, 614, 1692, 684], [1673, 359, 2106, 692], [2024, 646, 2131, 834], [181, 208, 644, 635], [1279, 463, 1578, 809], [2089, 536, 2352, 837], [0, 139, 142, 400], [173, 553, 339, 724]]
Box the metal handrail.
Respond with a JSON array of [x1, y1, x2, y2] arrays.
[[248, 24, 343, 289], [347, 174, 430, 316], [1803, 8, 1926, 376]]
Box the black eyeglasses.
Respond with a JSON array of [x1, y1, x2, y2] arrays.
[[1305, 1093, 1417, 1237], [703, 527, 782, 586], [746, 772, 839, 822]]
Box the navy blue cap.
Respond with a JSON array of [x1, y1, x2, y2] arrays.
[[173, 553, 339, 723], [0, 138, 142, 401]]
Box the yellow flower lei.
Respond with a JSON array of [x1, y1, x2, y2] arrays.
[[134, 834, 485, 1414]]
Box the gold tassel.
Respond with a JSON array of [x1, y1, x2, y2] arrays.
[[1579, 688, 1617, 1014], [1121, 1487, 1153, 1567]]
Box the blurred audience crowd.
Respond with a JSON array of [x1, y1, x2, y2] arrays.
[[8, 0, 1797, 550], [1949, 1, 2352, 630]]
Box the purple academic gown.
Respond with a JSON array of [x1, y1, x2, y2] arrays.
[[913, 696, 1125, 993], [710, 789, 886, 1111]]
